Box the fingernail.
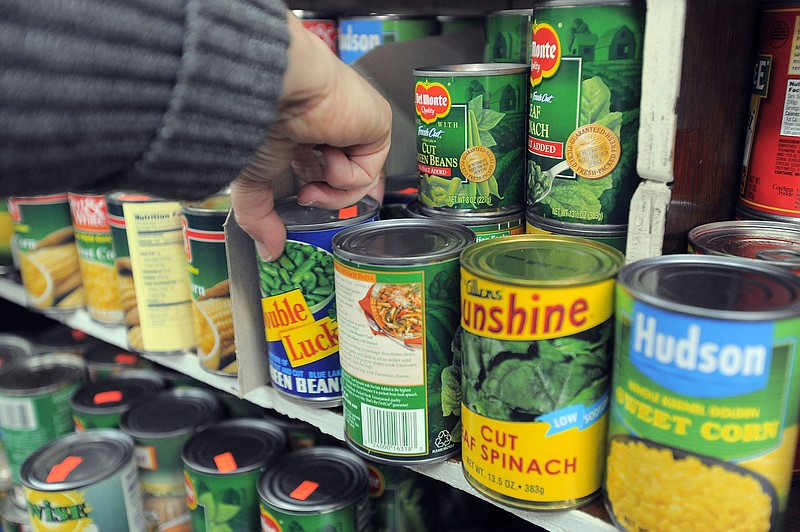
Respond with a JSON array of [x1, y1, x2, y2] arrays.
[[297, 198, 316, 207], [255, 241, 274, 262]]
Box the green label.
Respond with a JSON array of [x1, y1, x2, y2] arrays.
[[0, 200, 13, 266], [185, 467, 261, 532], [335, 257, 461, 461], [0, 380, 82, 484], [8, 195, 72, 251], [416, 70, 527, 212], [259, 502, 358, 532], [182, 211, 229, 300], [527, 4, 644, 225], [485, 12, 531, 63], [72, 411, 122, 432]]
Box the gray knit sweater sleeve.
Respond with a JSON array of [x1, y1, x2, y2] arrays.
[[0, 0, 290, 200]]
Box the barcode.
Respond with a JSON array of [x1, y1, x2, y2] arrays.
[[0, 399, 37, 430], [361, 404, 426, 454]]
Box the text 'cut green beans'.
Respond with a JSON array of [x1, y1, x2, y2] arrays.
[[257, 240, 334, 307]]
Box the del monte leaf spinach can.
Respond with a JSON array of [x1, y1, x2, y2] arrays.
[[333, 219, 475, 465], [606, 255, 800, 531], [459, 235, 624, 509]]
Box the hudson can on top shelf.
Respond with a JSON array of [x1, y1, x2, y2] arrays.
[[415, 63, 528, 215], [20, 429, 146, 532], [606, 255, 800, 531], [527, 1, 645, 226], [182, 419, 287, 532], [107, 192, 196, 355], [459, 235, 624, 509], [333, 219, 475, 465], [258, 196, 379, 408], [337, 14, 437, 64], [8, 194, 84, 313], [182, 194, 237, 377], [739, 4, 800, 220], [257, 447, 371, 532]]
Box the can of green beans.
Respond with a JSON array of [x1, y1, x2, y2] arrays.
[[333, 219, 475, 465], [406, 200, 525, 241], [526, 208, 627, 254], [182, 419, 287, 532], [258, 196, 380, 408], [415, 63, 528, 216], [484, 8, 532, 63], [70, 371, 165, 431], [257, 446, 371, 532], [181, 194, 237, 377]]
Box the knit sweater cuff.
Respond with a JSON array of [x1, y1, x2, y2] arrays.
[[122, 0, 290, 200]]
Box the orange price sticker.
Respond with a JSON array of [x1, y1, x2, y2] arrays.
[[338, 205, 358, 219], [47, 456, 83, 483], [214, 452, 238, 473], [93, 390, 123, 404], [289, 480, 319, 501]]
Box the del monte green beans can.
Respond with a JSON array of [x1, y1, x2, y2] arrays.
[[415, 63, 528, 216], [460, 235, 623, 509], [527, 1, 645, 226], [259, 196, 379, 408], [333, 219, 475, 465]]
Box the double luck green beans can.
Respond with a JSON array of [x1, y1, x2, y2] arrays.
[[415, 63, 528, 215]]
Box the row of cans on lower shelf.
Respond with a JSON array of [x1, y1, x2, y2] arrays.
[[0, 346, 515, 532]]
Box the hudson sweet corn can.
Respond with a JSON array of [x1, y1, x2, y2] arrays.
[[527, 1, 645, 226], [606, 255, 800, 531], [333, 219, 475, 465], [459, 235, 623, 509], [338, 14, 437, 64], [415, 63, 528, 215]]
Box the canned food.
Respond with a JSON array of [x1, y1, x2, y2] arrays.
[[8, 194, 84, 312], [406, 200, 525, 241], [367, 462, 436, 532], [293, 10, 338, 54], [182, 194, 237, 376], [107, 192, 196, 355], [0, 354, 85, 488], [333, 219, 475, 464], [0, 334, 33, 369], [606, 255, 800, 531], [739, 5, 800, 220], [182, 419, 287, 532], [484, 8, 532, 63], [68, 191, 125, 325], [257, 447, 370, 532], [735, 201, 800, 224], [527, 1, 645, 226], [459, 235, 624, 509], [21, 429, 146, 532], [415, 63, 528, 215], [34, 323, 96, 357], [526, 208, 627, 253], [83, 342, 151, 381], [258, 196, 380, 408], [338, 14, 437, 64], [688, 220, 800, 274], [70, 372, 165, 431], [120, 388, 222, 530], [0, 199, 15, 275], [0, 493, 32, 532], [380, 174, 419, 220]]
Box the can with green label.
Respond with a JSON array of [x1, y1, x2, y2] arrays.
[[8, 194, 83, 313], [367, 462, 436, 532], [415, 63, 528, 216], [257, 446, 371, 532], [70, 372, 165, 431], [182, 419, 287, 532], [181, 194, 237, 376], [20, 429, 146, 532], [527, 0, 645, 226], [526, 207, 627, 253], [484, 8, 532, 63], [0, 354, 85, 490], [83, 342, 152, 381], [333, 219, 475, 465], [406, 200, 525, 241]]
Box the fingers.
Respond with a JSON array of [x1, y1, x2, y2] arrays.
[[229, 177, 287, 261]]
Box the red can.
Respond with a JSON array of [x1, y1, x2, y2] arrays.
[[739, 5, 800, 219], [293, 10, 338, 55]]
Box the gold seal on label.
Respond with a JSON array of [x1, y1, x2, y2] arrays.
[[459, 146, 496, 182], [565, 124, 621, 179]]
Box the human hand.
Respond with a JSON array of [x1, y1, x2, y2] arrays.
[[231, 11, 392, 261]]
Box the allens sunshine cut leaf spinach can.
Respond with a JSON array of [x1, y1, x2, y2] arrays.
[[333, 219, 475, 465], [459, 235, 623, 509], [415, 63, 528, 216], [606, 255, 800, 531]]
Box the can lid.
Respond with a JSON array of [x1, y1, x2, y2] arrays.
[[414, 63, 529, 76], [182, 193, 232, 214], [618, 254, 800, 320], [484, 8, 531, 16], [275, 196, 380, 231], [70, 372, 165, 414], [0, 354, 85, 396], [20, 429, 135, 491], [524, 208, 628, 235], [460, 234, 624, 286], [688, 220, 800, 270], [0, 333, 33, 369], [182, 419, 287, 475], [332, 219, 476, 265], [35, 323, 95, 352], [120, 388, 221, 439], [83, 342, 143, 366], [257, 447, 368, 513]]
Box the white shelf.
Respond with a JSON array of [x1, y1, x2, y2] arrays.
[[0, 274, 615, 531]]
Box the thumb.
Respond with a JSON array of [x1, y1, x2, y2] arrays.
[[229, 177, 287, 261]]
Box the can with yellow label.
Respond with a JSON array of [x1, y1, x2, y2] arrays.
[[459, 235, 624, 509]]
